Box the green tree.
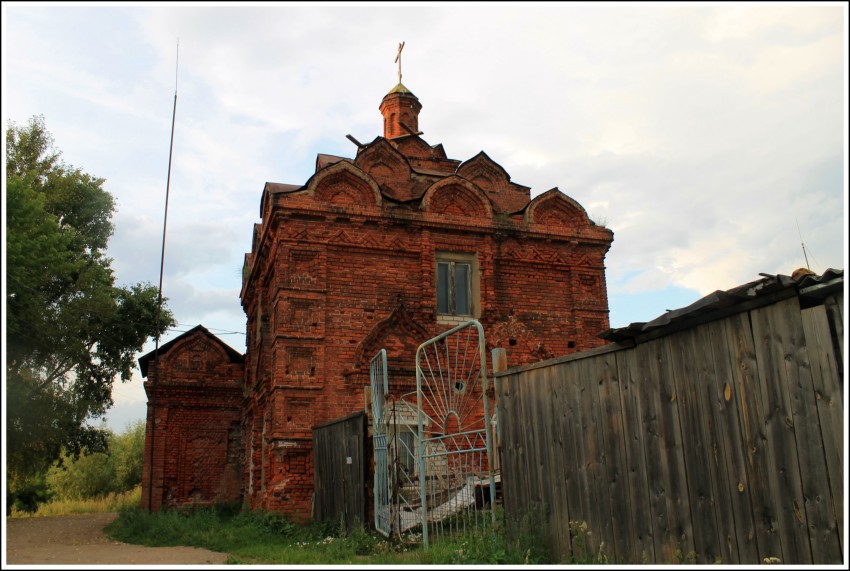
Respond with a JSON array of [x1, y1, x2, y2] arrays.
[[47, 446, 117, 500], [5, 116, 174, 505], [112, 420, 147, 492], [46, 421, 146, 500]]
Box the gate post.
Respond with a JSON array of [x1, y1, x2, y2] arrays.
[[491, 348, 507, 374], [491, 348, 506, 474]]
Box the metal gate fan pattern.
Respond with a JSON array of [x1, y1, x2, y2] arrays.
[[369, 320, 497, 547], [414, 319, 497, 546]]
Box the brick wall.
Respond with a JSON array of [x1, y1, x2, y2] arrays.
[[141, 83, 614, 518], [238, 85, 613, 517], [139, 327, 245, 511]]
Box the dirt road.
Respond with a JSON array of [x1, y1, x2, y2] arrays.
[[4, 512, 229, 565]]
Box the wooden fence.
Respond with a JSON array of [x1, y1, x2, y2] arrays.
[[312, 411, 369, 531], [495, 288, 844, 564]]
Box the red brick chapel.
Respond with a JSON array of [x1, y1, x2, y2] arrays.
[[139, 78, 614, 517]]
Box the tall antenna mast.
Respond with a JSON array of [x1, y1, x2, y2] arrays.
[[795, 218, 810, 270], [154, 39, 178, 360], [149, 38, 179, 511]]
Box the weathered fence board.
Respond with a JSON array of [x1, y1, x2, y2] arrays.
[[496, 286, 843, 564], [558, 358, 595, 560], [579, 356, 612, 558], [597, 352, 632, 563], [801, 302, 844, 554], [693, 322, 738, 563], [615, 349, 656, 564], [498, 375, 521, 533], [706, 318, 759, 563], [541, 365, 571, 560], [564, 362, 594, 555], [668, 326, 723, 562], [726, 310, 783, 561], [520, 363, 545, 538], [750, 300, 812, 564], [823, 293, 844, 374], [633, 339, 692, 563], [653, 340, 694, 562], [774, 299, 842, 563], [548, 366, 573, 556]]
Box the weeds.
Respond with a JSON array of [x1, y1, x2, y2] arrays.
[[673, 541, 699, 565], [8, 486, 141, 518], [101, 504, 551, 564], [502, 502, 553, 564], [568, 519, 610, 564]]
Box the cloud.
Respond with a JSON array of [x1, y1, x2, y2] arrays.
[[110, 370, 148, 407], [704, 5, 839, 43], [3, 3, 845, 368], [159, 278, 242, 323]]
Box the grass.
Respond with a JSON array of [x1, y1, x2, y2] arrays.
[[5, 496, 705, 564], [103, 505, 553, 565], [8, 486, 142, 518], [6, 494, 595, 564]]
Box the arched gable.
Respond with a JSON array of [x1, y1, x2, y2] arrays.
[[137, 327, 244, 388], [354, 303, 430, 371], [525, 188, 590, 229], [354, 139, 413, 201], [394, 135, 437, 160], [305, 161, 382, 209], [421, 176, 493, 219], [457, 151, 511, 194], [163, 334, 231, 375]]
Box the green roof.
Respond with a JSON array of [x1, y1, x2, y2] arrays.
[[387, 82, 417, 97]]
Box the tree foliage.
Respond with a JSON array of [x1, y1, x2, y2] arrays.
[[46, 421, 147, 501], [112, 419, 147, 492], [5, 116, 174, 492]]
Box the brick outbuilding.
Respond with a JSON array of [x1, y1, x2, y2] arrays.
[[139, 326, 245, 511], [141, 81, 614, 517]]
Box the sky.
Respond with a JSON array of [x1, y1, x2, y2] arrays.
[[2, 2, 848, 433]]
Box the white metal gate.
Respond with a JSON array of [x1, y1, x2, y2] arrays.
[[370, 349, 422, 540], [370, 349, 391, 536], [370, 320, 497, 546], [414, 319, 497, 546]]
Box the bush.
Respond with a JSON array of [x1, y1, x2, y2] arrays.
[[47, 450, 116, 499], [45, 420, 146, 502], [112, 421, 146, 491], [7, 473, 54, 515]]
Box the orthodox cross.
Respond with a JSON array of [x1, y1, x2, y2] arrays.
[[395, 41, 405, 83]]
